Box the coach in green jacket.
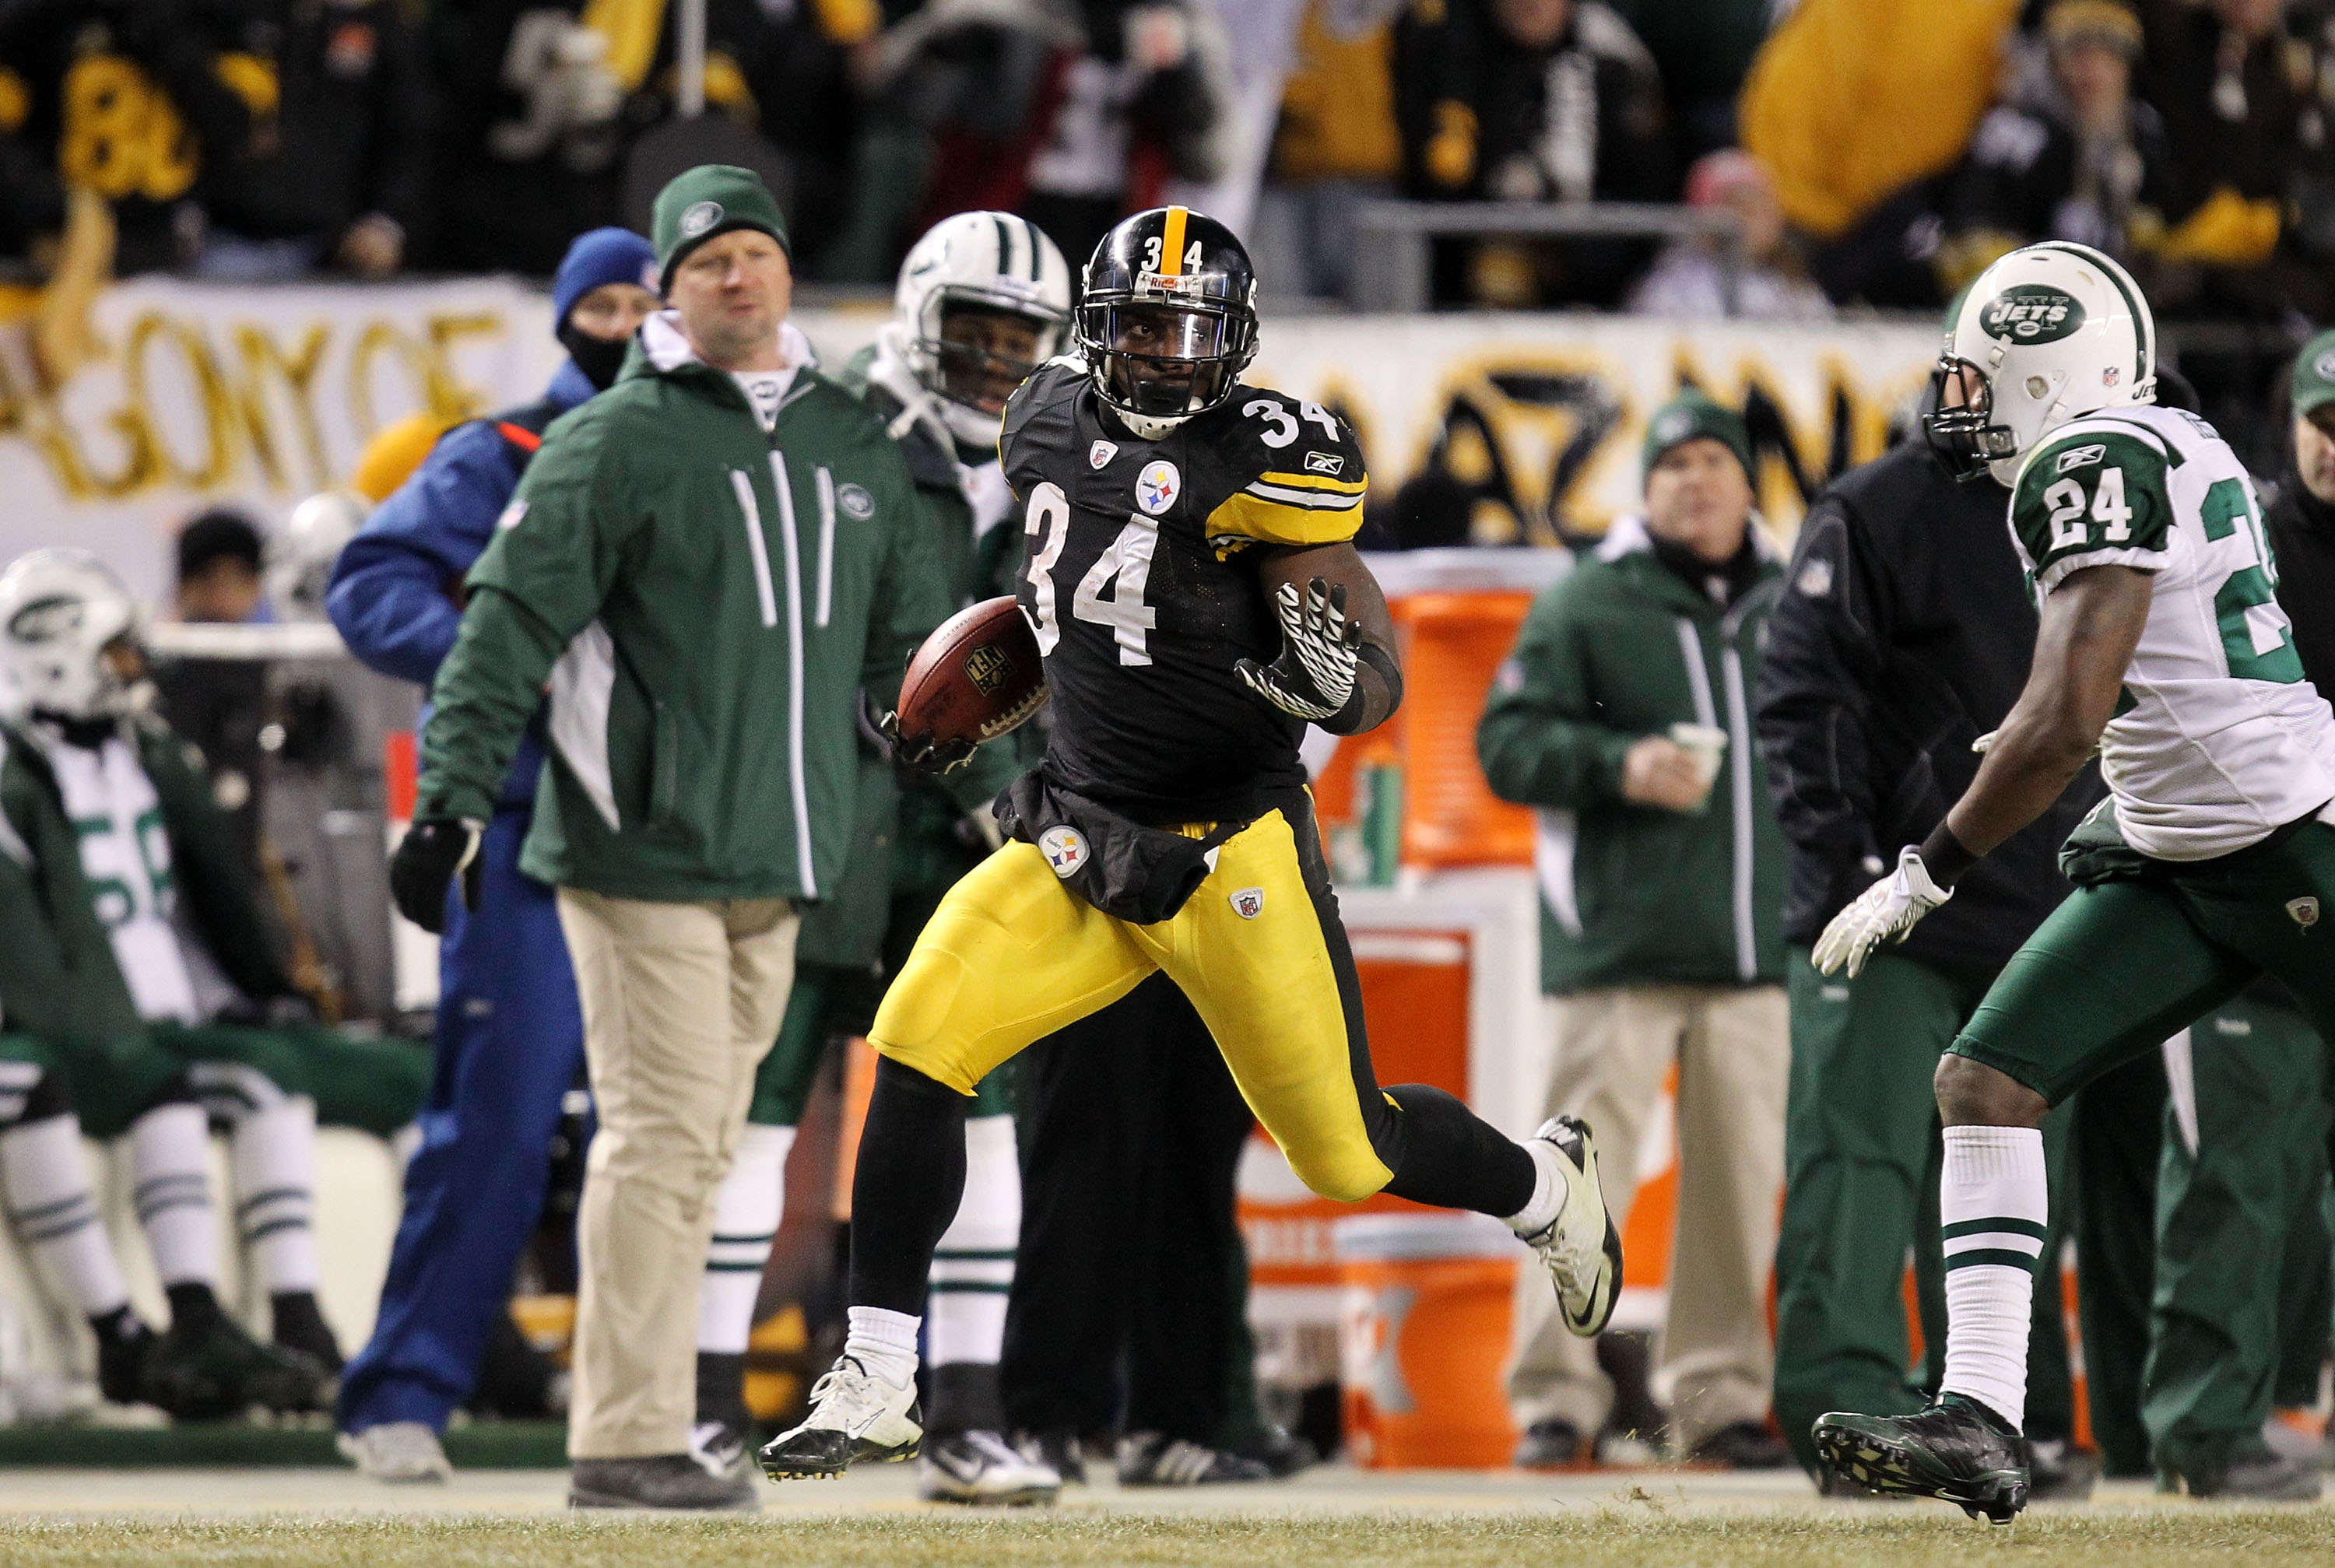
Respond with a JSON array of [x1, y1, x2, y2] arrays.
[[1478, 390, 1790, 1468], [394, 165, 960, 1510]]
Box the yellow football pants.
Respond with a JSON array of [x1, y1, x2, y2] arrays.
[[869, 804, 1397, 1203]]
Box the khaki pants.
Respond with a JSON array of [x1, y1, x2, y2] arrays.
[[557, 889, 799, 1459], [1508, 984, 1788, 1448]]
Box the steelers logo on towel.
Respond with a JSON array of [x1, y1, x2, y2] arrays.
[[1039, 825, 1087, 879]]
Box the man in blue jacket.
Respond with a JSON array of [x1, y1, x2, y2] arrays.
[[327, 227, 661, 1482]]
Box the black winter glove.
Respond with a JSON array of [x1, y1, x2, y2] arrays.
[[878, 710, 978, 776], [1236, 577, 1362, 724], [390, 817, 484, 935]]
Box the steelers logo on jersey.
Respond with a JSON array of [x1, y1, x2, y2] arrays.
[[1136, 461, 1181, 516]]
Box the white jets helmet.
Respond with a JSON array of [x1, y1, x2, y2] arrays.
[[1926, 240, 2156, 484], [0, 548, 145, 721], [894, 211, 1072, 446], [269, 489, 368, 623]]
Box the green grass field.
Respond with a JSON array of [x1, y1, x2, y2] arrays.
[[5, 1510, 2334, 1568]]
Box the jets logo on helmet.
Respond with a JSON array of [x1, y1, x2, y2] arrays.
[[1925, 241, 2155, 484], [1074, 206, 1260, 433], [892, 211, 1072, 448], [0, 548, 146, 721]]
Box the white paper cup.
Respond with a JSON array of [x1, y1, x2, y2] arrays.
[[1668, 722, 1728, 811]]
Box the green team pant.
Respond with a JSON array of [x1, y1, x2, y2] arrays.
[[2145, 991, 2333, 1479], [1953, 821, 2335, 1102], [1772, 949, 2077, 1469], [0, 1021, 427, 1141]]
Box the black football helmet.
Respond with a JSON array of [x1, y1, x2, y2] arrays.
[[1075, 206, 1259, 423]]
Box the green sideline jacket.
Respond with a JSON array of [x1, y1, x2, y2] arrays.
[[1477, 517, 1789, 994], [790, 355, 1026, 966], [420, 315, 963, 903]]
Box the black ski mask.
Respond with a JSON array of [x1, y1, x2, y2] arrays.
[[560, 317, 634, 391]]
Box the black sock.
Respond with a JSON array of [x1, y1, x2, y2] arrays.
[[696, 1350, 750, 1431], [271, 1290, 342, 1370], [1377, 1084, 1536, 1216], [165, 1282, 223, 1337], [926, 1362, 1004, 1436], [846, 1058, 968, 1314]]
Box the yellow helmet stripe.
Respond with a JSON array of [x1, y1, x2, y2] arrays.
[[1160, 206, 1189, 276]]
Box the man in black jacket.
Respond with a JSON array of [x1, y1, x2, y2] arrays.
[[1754, 407, 2106, 1487]]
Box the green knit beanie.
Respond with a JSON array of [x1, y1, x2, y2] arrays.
[[652, 164, 791, 292], [1642, 389, 1754, 488]]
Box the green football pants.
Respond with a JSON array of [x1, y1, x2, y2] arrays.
[[2145, 990, 2333, 1477], [1772, 948, 2076, 1469]]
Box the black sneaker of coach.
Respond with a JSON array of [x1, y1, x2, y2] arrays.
[[570, 1453, 758, 1510], [1812, 1395, 2030, 1524], [1512, 1418, 1585, 1469], [2024, 1436, 2100, 1501], [1116, 1432, 1273, 1486], [1687, 1421, 1793, 1470], [2161, 1442, 2323, 1501]]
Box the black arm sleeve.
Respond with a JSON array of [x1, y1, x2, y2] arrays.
[[1754, 496, 1892, 942]]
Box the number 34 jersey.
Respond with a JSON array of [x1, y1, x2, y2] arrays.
[[999, 360, 1368, 823], [2010, 402, 2335, 861]]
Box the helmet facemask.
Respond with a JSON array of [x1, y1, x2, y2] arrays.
[[915, 295, 1063, 425], [1076, 299, 1255, 422]]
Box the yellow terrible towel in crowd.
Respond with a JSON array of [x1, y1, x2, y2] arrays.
[[1740, 0, 2021, 240]]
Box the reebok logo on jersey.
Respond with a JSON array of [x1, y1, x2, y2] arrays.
[[1090, 440, 1118, 469], [2290, 896, 2321, 930], [1039, 826, 1087, 879], [1136, 461, 1181, 516], [2056, 444, 2107, 473], [1304, 451, 1344, 475], [1230, 886, 1264, 919]]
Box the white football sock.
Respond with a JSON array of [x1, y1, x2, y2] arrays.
[[927, 1114, 1020, 1367], [1505, 1136, 1565, 1237], [230, 1095, 321, 1296], [843, 1305, 921, 1390], [1937, 1124, 2049, 1432], [2, 1110, 131, 1317], [697, 1121, 795, 1355], [130, 1101, 218, 1287]]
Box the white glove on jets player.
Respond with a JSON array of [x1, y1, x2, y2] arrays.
[[1812, 845, 1954, 978], [1238, 577, 1361, 722]]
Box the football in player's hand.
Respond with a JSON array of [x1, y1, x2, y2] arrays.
[[894, 595, 1048, 747]]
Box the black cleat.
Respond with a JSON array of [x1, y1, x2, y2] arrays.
[[1813, 1396, 2029, 1524], [148, 1313, 330, 1420]]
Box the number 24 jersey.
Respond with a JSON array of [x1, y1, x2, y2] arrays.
[[2009, 402, 2335, 860], [999, 360, 1368, 823]]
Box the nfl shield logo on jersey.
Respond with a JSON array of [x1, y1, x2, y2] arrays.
[[1136, 461, 1181, 515], [1039, 825, 1088, 879], [1090, 440, 1118, 469], [1230, 886, 1264, 920]]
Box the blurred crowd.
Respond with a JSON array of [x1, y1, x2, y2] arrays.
[[8, 0, 2335, 317]]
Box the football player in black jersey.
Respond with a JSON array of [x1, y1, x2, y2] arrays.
[[763, 208, 1625, 1480]]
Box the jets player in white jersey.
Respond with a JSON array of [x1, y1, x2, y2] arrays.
[[1804, 242, 2335, 1521]]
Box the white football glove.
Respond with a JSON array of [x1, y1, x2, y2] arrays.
[[1237, 577, 1361, 722], [1811, 845, 1954, 978]]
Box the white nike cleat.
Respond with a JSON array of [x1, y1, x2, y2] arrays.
[[337, 1421, 451, 1483], [757, 1356, 923, 1480], [1515, 1116, 1624, 1337], [917, 1429, 1062, 1505]]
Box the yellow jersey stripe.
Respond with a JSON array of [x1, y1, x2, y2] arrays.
[[1160, 206, 1188, 276], [1256, 470, 1367, 495], [1205, 490, 1365, 550]]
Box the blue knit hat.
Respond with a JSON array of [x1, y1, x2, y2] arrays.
[[552, 227, 660, 328]]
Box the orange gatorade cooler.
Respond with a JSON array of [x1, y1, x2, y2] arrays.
[[1335, 1212, 1520, 1468]]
